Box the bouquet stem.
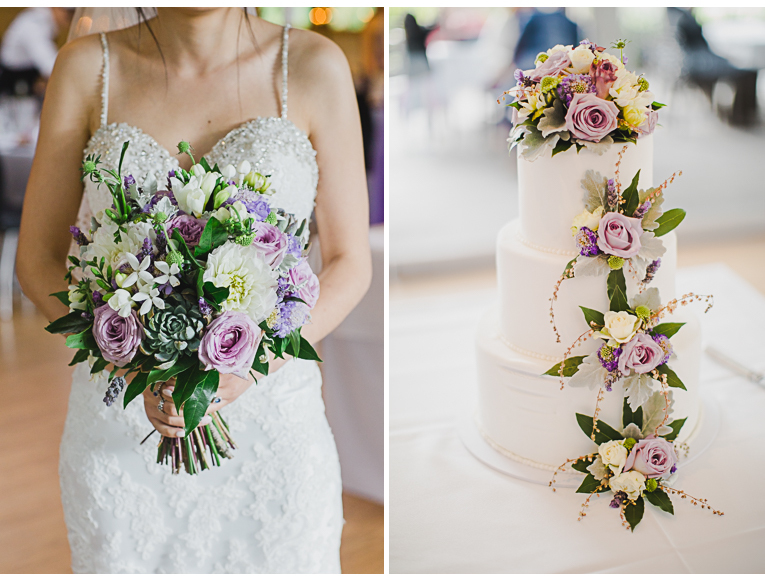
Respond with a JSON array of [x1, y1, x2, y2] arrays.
[[154, 411, 236, 474]]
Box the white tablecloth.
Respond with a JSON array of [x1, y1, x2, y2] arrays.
[[391, 264, 765, 573]]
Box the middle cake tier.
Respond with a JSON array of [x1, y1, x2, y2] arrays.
[[497, 219, 677, 359]]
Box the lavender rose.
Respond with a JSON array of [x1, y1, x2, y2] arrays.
[[637, 108, 659, 136], [565, 92, 620, 142], [525, 50, 571, 82], [92, 304, 144, 367], [624, 435, 678, 480], [168, 214, 207, 247], [618, 333, 665, 376], [597, 212, 643, 258], [288, 259, 320, 309], [198, 311, 262, 379], [251, 222, 288, 268], [590, 58, 618, 99]]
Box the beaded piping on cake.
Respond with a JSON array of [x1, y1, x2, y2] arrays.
[[498, 332, 562, 363], [515, 230, 579, 257], [475, 413, 558, 472]]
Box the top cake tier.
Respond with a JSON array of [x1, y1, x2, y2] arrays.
[[517, 137, 653, 252]]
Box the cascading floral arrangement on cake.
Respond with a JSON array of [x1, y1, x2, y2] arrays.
[[473, 39, 722, 531]]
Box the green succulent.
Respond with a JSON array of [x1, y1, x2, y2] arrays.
[[141, 300, 204, 368]]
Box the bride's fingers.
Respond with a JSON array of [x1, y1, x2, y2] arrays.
[[147, 414, 186, 438]]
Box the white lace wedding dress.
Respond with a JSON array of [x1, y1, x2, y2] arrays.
[[59, 27, 343, 574]]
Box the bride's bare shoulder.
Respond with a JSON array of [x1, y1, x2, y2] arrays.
[[287, 28, 353, 93], [51, 33, 103, 84]]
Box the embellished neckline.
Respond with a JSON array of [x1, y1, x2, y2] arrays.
[[84, 116, 316, 164]]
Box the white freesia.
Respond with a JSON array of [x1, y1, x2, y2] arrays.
[[571, 205, 603, 235], [199, 172, 220, 198], [609, 470, 646, 501], [185, 188, 207, 217], [237, 160, 251, 175], [190, 163, 206, 177], [84, 220, 155, 271], [68, 285, 87, 312], [132, 283, 166, 316], [567, 45, 595, 74], [213, 200, 249, 223], [213, 184, 238, 210], [107, 288, 135, 318], [170, 175, 205, 217], [221, 164, 236, 179], [598, 440, 628, 476], [598, 311, 640, 344], [203, 241, 278, 324], [153, 261, 180, 287]]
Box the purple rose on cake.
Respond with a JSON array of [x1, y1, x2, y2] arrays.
[[624, 435, 678, 480], [637, 109, 659, 136], [618, 333, 665, 376], [597, 212, 643, 258], [526, 50, 571, 82], [565, 93, 619, 142]]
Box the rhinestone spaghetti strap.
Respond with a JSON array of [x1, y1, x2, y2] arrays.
[[99, 32, 109, 128], [281, 24, 290, 120]]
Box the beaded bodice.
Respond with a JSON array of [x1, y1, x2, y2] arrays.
[[75, 25, 318, 236]]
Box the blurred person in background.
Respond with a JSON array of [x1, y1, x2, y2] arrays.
[[404, 13, 436, 76], [513, 8, 580, 71], [359, 8, 383, 224], [0, 7, 74, 98]]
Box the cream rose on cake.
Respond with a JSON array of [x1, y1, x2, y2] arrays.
[[597, 311, 640, 345], [203, 242, 278, 324], [598, 439, 628, 476], [608, 470, 646, 501]]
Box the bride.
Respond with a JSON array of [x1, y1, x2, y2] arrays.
[[16, 8, 371, 574]]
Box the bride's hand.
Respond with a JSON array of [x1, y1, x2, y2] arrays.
[[142, 378, 212, 438]]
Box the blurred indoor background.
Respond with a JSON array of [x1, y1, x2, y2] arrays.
[[0, 7, 382, 574]]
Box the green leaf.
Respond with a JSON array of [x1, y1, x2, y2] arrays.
[[576, 474, 601, 494], [284, 334, 323, 362], [50, 290, 71, 307], [623, 397, 643, 429], [45, 311, 91, 335], [651, 101, 666, 110], [543, 356, 586, 377], [575, 413, 624, 445], [65, 327, 97, 350], [68, 349, 90, 366], [624, 496, 645, 532], [146, 357, 197, 388], [551, 138, 574, 157], [251, 343, 269, 376], [117, 140, 129, 178], [194, 217, 229, 257], [170, 229, 202, 269], [288, 330, 301, 361], [122, 372, 149, 408], [571, 457, 594, 473], [653, 208, 686, 237], [199, 157, 212, 173], [90, 357, 109, 374], [181, 370, 220, 436], [579, 306, 605, 328], [652, 322, 685, 339], [665, 417, 687, 442], [607, 269, 629, 312], [656, 364, 686, 390], [621, 170, 641, 217], [644, 488, 674, 514], [202, 281, 230, 308], [506, 101, 522, 110], [561, 256, 577, 280]]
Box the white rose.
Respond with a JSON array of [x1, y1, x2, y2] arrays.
[[599, 311, 640, 344], [598, 439, 628, 476], [107, 289, 135, 318], [571, 206, 603, 235], [568, 45, 595, 74], [203, 242, 278, 324], [609, 470, 646, 501], [547, 44, 571, 55]]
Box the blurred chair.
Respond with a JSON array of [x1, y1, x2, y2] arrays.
[[0, 146, 33, 320], [667, 7, 759, 126]]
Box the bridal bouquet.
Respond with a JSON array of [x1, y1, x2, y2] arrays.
[[503, 39, 664, 161], [47, 141, 321, 474]]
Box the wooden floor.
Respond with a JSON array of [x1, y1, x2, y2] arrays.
[[0, 302, 383, 574]]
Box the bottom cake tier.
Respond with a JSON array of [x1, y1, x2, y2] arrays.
[[474, 307, 702, 469]]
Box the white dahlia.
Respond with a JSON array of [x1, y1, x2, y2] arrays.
[[83, 217, 156, 271], [202, 242, 278, 324]]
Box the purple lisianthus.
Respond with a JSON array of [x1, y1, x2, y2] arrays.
[[198, 311, 262, 379], [69, 226, 89, 246], [557, 74, 595, 107], [286, 234, 302, 258], [653, 333, 673, 365], [597, 212, 643, 258], [92, 304, 144, 367], [525, 50, 571, 82], [623, 435, 678, 480], [251, 222, 288, 268], [243, 195, 271, 221], [575, 227, 599, 257], [589, 58, 618, 99], [618, 333, 665, 376], [288, 259, 320, 309], [565, 92, 620, 142], [637, 108, 659, 136], [271, 300, 310, 338], [167, 214, 207, 247], [598, 344, 622, 373]]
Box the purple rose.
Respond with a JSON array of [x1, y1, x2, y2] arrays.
[[565, 92, 620, 142], [637, 109, 659, 136], [525, 50, 571, 82], [618, 333, 665, 376], [590, 58, 618, 99], [288, 259, 320, 309], [597, 212, 643, 258], [167, 214, 207, 247], [198, 312, 262, 379], [623, 435, 678, 480], [92, 304, 144, 367], [251, 222, 288, 268]]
